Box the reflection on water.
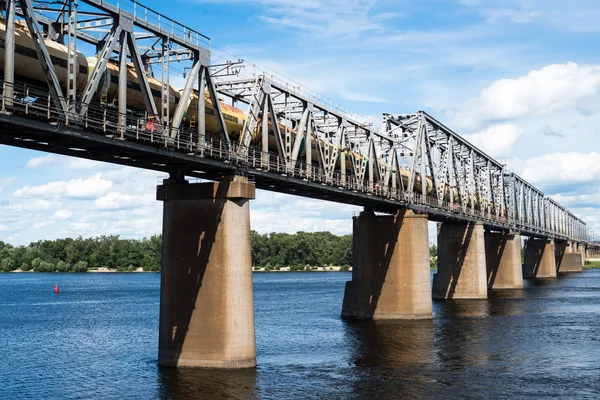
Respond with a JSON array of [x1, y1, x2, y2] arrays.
[[435, 298, 490, 318], [2, 271, 600, 399], [157, 367, 258, 400], [488, 289, 527, 316], [348, 320, 435, 367]]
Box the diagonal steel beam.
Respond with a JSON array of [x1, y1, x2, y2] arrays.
[[79, 23, 122, 117], [126, 29, 158, 115], [19, 0, 67, 112], [290, 106, 310, 170], [170, 58, 201, 136], [266, 92, 285, 159], [204, 67, 230, 144]]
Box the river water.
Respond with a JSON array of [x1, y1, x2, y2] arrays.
[[1, 271, 600, 399]]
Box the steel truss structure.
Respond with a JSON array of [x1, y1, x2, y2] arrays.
[[0, 0, 589, 244], [1, 0, 232, 139], [383, 112, 586, 240]]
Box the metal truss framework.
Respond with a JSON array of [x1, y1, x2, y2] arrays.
[[2, 0, 229, 139], [214, 75, 396, 188], [211, 73, 586, 241], [383, 112, 586, 241], [0, 0, 588, 244]]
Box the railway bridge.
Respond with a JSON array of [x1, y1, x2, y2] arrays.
[[0, 0, 591, 368]]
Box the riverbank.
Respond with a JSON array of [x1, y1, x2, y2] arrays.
[[6, 267, 155, 273], [89, 267, 148, 273], [584, 260, 600, 269], [253, 266, 352, 272], [5, 267, 350, 273]]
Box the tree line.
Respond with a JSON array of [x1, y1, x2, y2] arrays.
[[0, 232, 438, 272], [251, 231, 352, 270], [0, 235, 161, 272]]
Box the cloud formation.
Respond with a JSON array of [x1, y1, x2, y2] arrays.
[[463, 124, 522, 159], [521, 152, 600, 185], [26, 155, 104, 170], [455, 63, 600, 129], [13, 175, 114, 199]]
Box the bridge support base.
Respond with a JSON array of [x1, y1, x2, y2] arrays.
[[432, 221, 487, 299], [156, 176, 256, 368], [485, 232, 523, 290], [523, 239, 557, 279], [341, 209, 432, 320], [555, 242, 584, 273]]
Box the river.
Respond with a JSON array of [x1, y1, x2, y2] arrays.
[[1, 271, 599, 399]]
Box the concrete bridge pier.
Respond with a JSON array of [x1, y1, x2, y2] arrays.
[[485, 232, 524, 290], [341, 208, 432, 320], [156, 175, 256, 368], [555, 241, 584, 273], [432, 221, 488, 299], [523, 239, 557, 279]]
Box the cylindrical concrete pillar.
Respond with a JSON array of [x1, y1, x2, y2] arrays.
[[485, 232, 523, 290], [157, 177, 256, 368], [341, 209, 432, 320], [523, 239, 557, 279], [432, 221, 487, 299]]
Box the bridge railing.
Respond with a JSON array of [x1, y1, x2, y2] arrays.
[[0, 79, 582, 241]]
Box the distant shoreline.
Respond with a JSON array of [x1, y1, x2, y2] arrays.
[[3, 268, 350, 273], [5, 268, 155, 273], [253, 266, 351, 272]]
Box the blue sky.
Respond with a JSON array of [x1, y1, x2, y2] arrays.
[[2, 0, 600, 244]]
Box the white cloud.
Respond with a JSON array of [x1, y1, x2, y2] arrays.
[[9, 199, 59, 212], [13, 174, 113, 199], [552, 192, 600, 208], [454, 63, 600, 129], [0, 165, 169, 244], [463, 124, 522, 159], [51, 210, 73, 220], [26, 154, 104, 169], [521, 152, 600, 185], [93, 192, 155, 210], [250, 191, 359, 235]]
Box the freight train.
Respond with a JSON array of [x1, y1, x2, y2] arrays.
[[0, 19, 495, 211]]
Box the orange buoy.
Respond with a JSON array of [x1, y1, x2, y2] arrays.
[[54, 284, 60, 294]]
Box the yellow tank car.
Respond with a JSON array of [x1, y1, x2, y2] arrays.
[[182, 89, 246, 136], [0, 19, 88, 92], [86, 57, 179, 113]]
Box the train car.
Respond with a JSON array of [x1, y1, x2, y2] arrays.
[[0, 19, 88, 92], [86, 57, 179, 113], [182, 89, 245, 137]]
